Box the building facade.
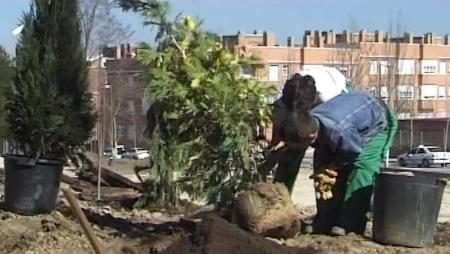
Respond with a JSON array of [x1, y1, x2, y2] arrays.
[[88, 44, 150, 151], [223, 30, 450, 154]]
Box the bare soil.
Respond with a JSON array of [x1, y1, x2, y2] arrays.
[[1, 157, 449, 254], [160, 212, 319, 254], [0, 208, 152, 254], [282, 222, 450, 254], [1, 201, 449, 254]]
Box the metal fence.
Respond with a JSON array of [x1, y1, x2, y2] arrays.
[[390, 128, 450, 157]]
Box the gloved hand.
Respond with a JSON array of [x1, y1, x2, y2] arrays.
[[310, 168, 338, 200]]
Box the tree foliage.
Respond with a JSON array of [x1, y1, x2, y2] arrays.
[[6, 0, 96, 162], [118, 0, 275, 205], [0, 47, 13, 137]]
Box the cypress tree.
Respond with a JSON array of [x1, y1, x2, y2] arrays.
[[7, 0, 96, 161], [0, 46, 13, 136]]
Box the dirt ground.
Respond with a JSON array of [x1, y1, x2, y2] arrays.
[[160, 212, 319, 254], [0, 203, 449, 254], [281, 222, 450, 254], [1, 154, 450, 254], [0, 208, 153, 254]]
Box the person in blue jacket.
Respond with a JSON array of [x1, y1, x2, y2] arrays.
[[280, 91, 398, 236]]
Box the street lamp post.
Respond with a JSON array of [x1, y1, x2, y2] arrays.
[[104, 83, 116, 156], [97, 51, 104, 201]]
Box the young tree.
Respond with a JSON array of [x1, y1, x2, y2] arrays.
[[118, 0, 275, 206], [7, 0, 96, 161], [0, 46, 13, 136], [381, 16, 415, 150], [326, 18, 372, 90], [329, 40, 372, 90]]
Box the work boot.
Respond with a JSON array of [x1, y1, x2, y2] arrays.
[[330, 226, 346, 236]]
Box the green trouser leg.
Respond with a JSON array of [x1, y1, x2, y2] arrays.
[[273, 148, 306, 194], [339, 110, 398, 234]]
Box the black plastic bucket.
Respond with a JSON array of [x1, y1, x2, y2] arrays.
[[372, 171, 446, 247], [3, 155, 63, 215]]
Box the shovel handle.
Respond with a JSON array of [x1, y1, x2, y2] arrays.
[[62, 188, 104, 254]]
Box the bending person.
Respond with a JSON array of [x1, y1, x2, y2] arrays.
[[280, 92, 397, 235]]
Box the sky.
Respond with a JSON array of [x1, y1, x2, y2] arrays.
[[1, 0, 450, 55]]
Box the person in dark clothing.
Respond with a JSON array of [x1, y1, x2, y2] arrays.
[[267, 74, 317, 193], [135, 101, 161, 183], [143, 101, 161, 138]]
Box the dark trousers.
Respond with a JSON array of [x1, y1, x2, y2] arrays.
[[273, 148, 306, 194]]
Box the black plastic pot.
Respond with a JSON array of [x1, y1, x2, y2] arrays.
[[3, 155, 63, 215], [372, 171, 446, 247]]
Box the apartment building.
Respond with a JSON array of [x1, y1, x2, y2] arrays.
[[223, 30, 450, 153], [88, 44, 150, 151]]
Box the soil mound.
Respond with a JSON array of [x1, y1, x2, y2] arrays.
[[161, 212, 321, 254]]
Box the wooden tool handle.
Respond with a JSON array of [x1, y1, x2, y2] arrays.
[[62, 188, 104, 254]]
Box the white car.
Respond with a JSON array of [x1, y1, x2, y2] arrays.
[[122, 148, 150, 160], [397, 145, 450, 167], [103, 145, 125, 159]]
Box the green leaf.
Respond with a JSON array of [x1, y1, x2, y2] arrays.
[[190, 78, 200, 88]]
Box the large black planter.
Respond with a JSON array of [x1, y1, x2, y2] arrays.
[[373, 171, 446, 247], [3, 155, 63, 215]]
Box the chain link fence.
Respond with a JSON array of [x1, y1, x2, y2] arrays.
[[390, 119, 450, 157]]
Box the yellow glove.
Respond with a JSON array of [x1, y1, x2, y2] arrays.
[[310, 168, 338, 200]]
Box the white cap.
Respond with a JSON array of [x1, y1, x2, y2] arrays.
[[299, 66, 347, 102]]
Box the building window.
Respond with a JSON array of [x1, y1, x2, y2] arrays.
[[380, 86, 388, 99], [371, 86, 388, 99], [128, 100, 135, 113], [282, 65, 289, 81], [127, 126, 135, 140], [142, 94, 153, 115], [398, 85, 414, 99], [398, 59, 415, 75], [268, 65, 279, 81], [127, 75, 134, 86], [303, 65, 320, 70], [369, 61, 378, 75], [141, 98, 148, 114], [241, 65, 255, 78], [423, 66, 437, 73], [101, 58, 107, 68], [447, 62, 450, 73], [439, 86, 446, 99], [440, 61, 447, 74], [117, 121, 124, 138], [337, 66, 349, 78], [380, 61, 389, 75], [422, 60, 438, 74], [421, 84, 437, 100]]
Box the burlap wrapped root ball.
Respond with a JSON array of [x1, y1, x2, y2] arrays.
[[233, 183, 302, 238]]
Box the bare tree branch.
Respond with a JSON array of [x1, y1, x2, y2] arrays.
[[79, 0, 135, 57]]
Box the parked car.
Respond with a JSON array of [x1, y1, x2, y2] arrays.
[[122, 148, 150, 160], [397, 145, 450, 167], [103, 145, 125, 159]]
